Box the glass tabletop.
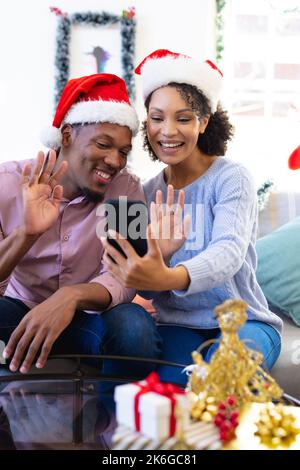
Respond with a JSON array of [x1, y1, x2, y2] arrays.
[[0, 377, 120, 450], [0, 354, 187, 450], [1, 355, 299, 450]]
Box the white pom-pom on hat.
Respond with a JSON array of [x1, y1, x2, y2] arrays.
[[40, 125, 62, 149]]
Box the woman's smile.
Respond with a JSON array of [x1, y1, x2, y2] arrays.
[[158, 140, 185, 154]]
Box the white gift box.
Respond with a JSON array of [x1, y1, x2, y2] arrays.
[[114, 381, 184, 441]]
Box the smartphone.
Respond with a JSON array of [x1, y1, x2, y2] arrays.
[[104, 198, 148, 258]]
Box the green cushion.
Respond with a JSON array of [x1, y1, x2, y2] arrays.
[[256, 216, 300, 326]]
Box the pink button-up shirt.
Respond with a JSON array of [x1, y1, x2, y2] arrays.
[[0, 159, 145, 312]]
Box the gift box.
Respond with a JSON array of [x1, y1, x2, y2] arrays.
[[225, 403, 300, 450], [114, 372, 185, 441]]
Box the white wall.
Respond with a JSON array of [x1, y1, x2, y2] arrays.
[[0, 0, 216, 180]]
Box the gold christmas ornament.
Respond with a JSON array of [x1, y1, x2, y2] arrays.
[[255, 403, 300, 448], [186, 299, 283, 408], [188, 391, 218, 422]]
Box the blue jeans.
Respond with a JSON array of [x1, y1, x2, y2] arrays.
[[156, 321, 281, 386], [0, 297, 281, 388]]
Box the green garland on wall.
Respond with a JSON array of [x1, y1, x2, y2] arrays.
[[215, 0, 226, 64], [257, 180, 274, 212], [51, 7, 136, 107]]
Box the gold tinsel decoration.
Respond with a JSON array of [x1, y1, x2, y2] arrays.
[[255, 403, 300, 448], [188, 391, 218, 423], [187, 299, 283, 409]]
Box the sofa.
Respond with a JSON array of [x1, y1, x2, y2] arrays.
[[270, 313, 300, 400], [256, 191, 300, 400]]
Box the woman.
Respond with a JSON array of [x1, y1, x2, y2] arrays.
[[102, 49, 282, 385]]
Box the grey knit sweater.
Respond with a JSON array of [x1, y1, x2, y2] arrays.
[[142, 157, 283, 334]]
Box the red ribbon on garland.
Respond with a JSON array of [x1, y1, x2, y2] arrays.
[[122, 7, 136, 19], [50, 6, 67, 18], [134, 372, 184, 436]]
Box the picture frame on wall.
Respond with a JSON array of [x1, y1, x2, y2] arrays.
[[53, 10, 136, 107], [69, 22, 122, 79]]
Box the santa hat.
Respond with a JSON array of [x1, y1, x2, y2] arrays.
[[288, 145, 300, 170], [41, 73, 139, 148], [135, 49, 223, 113]]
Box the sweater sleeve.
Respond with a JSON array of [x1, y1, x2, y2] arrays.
[[173, 165, 257, 297]]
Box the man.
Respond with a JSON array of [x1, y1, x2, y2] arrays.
[[0, 73, 161, 380]]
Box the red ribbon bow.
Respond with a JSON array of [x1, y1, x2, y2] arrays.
[[134, 372, 184, 436], [49, 6, 67, 18]]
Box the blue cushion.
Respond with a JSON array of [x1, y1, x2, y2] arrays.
[[256, 216, 300, 327]]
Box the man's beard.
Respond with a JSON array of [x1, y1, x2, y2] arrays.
[[82, 187, 105, 203]]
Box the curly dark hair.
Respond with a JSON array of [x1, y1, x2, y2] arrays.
[[142, 82, 234, 161]]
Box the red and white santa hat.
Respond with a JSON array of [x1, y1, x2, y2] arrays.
[[135, 49, 223, 113], [41, 73, 139, 149], [288, 145, 300, 170]]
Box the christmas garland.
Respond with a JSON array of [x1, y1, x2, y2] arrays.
[[51, 7, 136, 107], [215, 0, 226, 64], [257, 180, 274, 212]]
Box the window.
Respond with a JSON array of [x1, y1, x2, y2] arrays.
[[223, 0, 300, 191]]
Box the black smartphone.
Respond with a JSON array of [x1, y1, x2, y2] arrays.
[[104, 198, 148, 258]]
